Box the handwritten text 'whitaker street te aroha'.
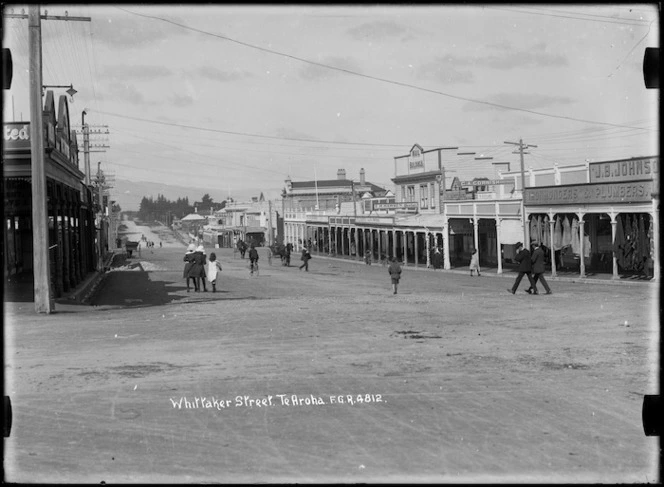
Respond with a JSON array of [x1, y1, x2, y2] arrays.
[[170, 394, 384, 410]]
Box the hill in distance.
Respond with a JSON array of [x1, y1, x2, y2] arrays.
[[108, 179, 230, 212], [109, 179, 282, 212]]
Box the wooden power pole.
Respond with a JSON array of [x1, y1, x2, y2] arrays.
[[505, 138, 537, 246], [25, 5, 91, 313], [29, 5, 52, 313]]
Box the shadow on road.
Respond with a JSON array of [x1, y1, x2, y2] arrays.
[[90, 270, 187, 308]]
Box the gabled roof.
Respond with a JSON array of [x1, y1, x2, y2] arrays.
[[181, 213, 207, 221]]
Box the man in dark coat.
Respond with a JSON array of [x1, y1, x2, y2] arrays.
[[527, 242, 552, 295], [248, 244, 259, 275], [508, 242, 536, 294], [299, 246, 311, 272]]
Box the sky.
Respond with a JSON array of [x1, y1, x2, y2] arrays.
[[2, 4, 660, 203]]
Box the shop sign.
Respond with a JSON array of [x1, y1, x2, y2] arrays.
[[374, 202, 419, 210], [443, 191, 471, 200], [524, 181, 654, 206], [409, 158, 424, 169], [356, 216, 394, 225], [3, 123, 30, 149], [460, 179, 512, 186], [589, 157, 659, 183]]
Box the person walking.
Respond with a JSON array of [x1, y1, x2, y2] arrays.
[[364, 249, 372, 265], [206, 252, 223, 292], [188, 245, 208, 292], [508, 242, 536, 294], [183, 243, 196, 292], [469, 248, 481, 276], [248, 243, 259, 276], [285, 242, 293, 266], [527, 242, 553, 295], [388, 257, 402, 294], [432, 247, 443, 270], [299, 246, 311, 271]]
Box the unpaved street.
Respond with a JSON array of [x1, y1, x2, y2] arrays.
[[3, 222, 659, 483]]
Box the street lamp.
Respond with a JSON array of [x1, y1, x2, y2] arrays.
[[42, 83, 77, 101]]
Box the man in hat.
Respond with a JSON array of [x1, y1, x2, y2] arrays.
[[527, 242, 552, 295], [508, 242, 536, 294]]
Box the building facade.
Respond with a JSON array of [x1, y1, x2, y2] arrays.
[[520, 156, 659, 280], [3, 91, 100, 298], [281, 145, 659, 281]]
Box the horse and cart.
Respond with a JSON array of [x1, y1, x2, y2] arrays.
[[268, 243, 292, 266]]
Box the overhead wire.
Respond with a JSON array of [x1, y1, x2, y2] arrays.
[[484, 5, 654, 26], [519, 5, 653, 24], [114, 6, 653, 133]]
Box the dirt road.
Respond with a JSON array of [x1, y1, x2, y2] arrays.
[[3, 225, 659, 483]]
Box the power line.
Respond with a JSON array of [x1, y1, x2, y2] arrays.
[[606, 19, 656, 78], [92, 109, 409, 147], [486, 5, 654, 26], [114, 6, 651, 132], [521, 5, 653, 24]]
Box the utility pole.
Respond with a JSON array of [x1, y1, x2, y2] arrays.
[[268, 200, 273, 246], [504, 138, 537, 246], [82, 110, 90, 184], [21, 5, 91, 313], [96, 161, 105, 271], [29, 5, 52, 313]]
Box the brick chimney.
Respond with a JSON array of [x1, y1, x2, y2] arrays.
[[337, 169, 346, 180], [360, 168, 365, 185]]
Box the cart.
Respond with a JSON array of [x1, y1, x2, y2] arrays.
[[125, 241, 139, 258]]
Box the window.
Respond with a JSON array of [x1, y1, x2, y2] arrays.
[[407, 186, 415, 202], [420, 184, 428, 208], [429, 183, 436, 208], [412, 148, 421, 157]]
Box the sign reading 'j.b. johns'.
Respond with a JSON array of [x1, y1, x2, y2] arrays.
[[589, 156, 659, 184]]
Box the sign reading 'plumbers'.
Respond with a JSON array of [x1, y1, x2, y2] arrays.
[[524, 180, 654, 205], [170, 393, 385, 410]]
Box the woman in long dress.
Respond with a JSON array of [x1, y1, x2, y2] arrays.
[[183, 243, 196, 292]]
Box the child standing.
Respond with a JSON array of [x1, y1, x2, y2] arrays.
[[388, 257, 402, 294], [206, 252, 223, 292], [469, 248, 481, 276]]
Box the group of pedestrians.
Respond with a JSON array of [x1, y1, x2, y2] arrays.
[[183, 243, 223, 292], [508, 241, 553, 295], [180, 239, 552, 296]]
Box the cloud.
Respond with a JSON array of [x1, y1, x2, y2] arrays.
[[479, 41, 568, 69], [418, 43, 568, 85], [463, 93, 575, 112], [91, 14, 188, 48], [299, 56, 363, 81], [274, 127, 320, 141], [347, 21, 408, 41], [106, 83, 147, 105], [171, 93, 194, 107], [417, 59, 475, 84], [102, 65, 173, 80], [195, 66, 253, 82]]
